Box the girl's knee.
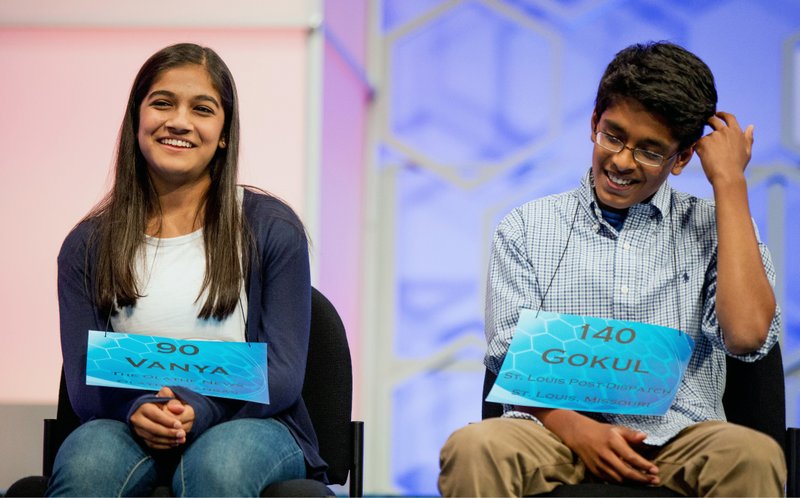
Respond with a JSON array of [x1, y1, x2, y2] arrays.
[[48, 420, 155, 496], [56, 419, 139, 469]]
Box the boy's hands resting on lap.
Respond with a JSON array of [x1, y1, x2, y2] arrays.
[[521, 406, 660, 485]]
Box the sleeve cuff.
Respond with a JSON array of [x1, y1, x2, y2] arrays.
[[502, 409, 544, 426], [125, 394, 171, 424]]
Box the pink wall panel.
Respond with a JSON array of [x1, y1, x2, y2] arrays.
[[320, 0, 369, 415], [0, 28, 309, 403], [319, 41, 369, 414]]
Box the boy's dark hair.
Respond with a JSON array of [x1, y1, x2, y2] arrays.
[[595, 41, 717, 149]]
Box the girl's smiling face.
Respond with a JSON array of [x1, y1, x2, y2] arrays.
[[137, 64, 226, 192]]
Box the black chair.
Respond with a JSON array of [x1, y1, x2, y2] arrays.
[[7, 287, 364, 497], [482, 343, 799, 497]]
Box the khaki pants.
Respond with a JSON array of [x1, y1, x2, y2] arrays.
[[439, 418, 786, 497]]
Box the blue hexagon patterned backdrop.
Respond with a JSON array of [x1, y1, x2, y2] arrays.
[[371, 0, 800, 494]]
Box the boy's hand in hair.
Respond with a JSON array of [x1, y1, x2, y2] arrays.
[[694, 111, 753, 186]]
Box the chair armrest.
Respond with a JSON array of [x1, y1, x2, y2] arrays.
[[788, 428, 800, 497], [350, 421, 364, 498]]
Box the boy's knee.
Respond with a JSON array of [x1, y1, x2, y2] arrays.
[[738, 431, 786, 477], [705, 427, 787, 495], [440, 419, 539, 474], [700, 424, 787, 491], [440, 422, 497, 464]]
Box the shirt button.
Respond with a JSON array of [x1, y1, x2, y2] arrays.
[[624, 242, 631, 250], [621, 285, 629, 294], [592, 224, 600, 232]]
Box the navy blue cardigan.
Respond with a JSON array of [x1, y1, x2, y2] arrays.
[[56, 188, 326, 480]]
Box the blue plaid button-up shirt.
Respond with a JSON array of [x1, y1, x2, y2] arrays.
[[485, 170, 781, 445]]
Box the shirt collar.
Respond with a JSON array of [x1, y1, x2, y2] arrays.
[[579, 168, 673, 221]]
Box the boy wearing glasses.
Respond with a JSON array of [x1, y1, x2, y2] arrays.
[[439, 41, 785, 496]]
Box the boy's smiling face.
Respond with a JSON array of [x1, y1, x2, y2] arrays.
[[591, 98, 693, 211]]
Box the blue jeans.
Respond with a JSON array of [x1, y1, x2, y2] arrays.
[[46, 418, 306, 497]]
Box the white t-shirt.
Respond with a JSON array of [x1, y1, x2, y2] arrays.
[[110, 227, 247, 342]]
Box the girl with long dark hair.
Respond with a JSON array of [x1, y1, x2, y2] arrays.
[[47, 43, 324, 497]]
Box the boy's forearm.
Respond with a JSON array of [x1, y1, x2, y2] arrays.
[[713, 176, 776, 353]]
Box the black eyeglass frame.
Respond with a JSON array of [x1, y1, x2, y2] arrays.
[[593, 130, 682, 168]]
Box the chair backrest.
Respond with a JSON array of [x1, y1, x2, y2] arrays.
[[43, 371, 81, 476], [722, 342, 786, 449], [483, 343, 787, 449], [304, 287, 356, 485]]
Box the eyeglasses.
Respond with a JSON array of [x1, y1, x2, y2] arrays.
[[593, 131, 680, 168]]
